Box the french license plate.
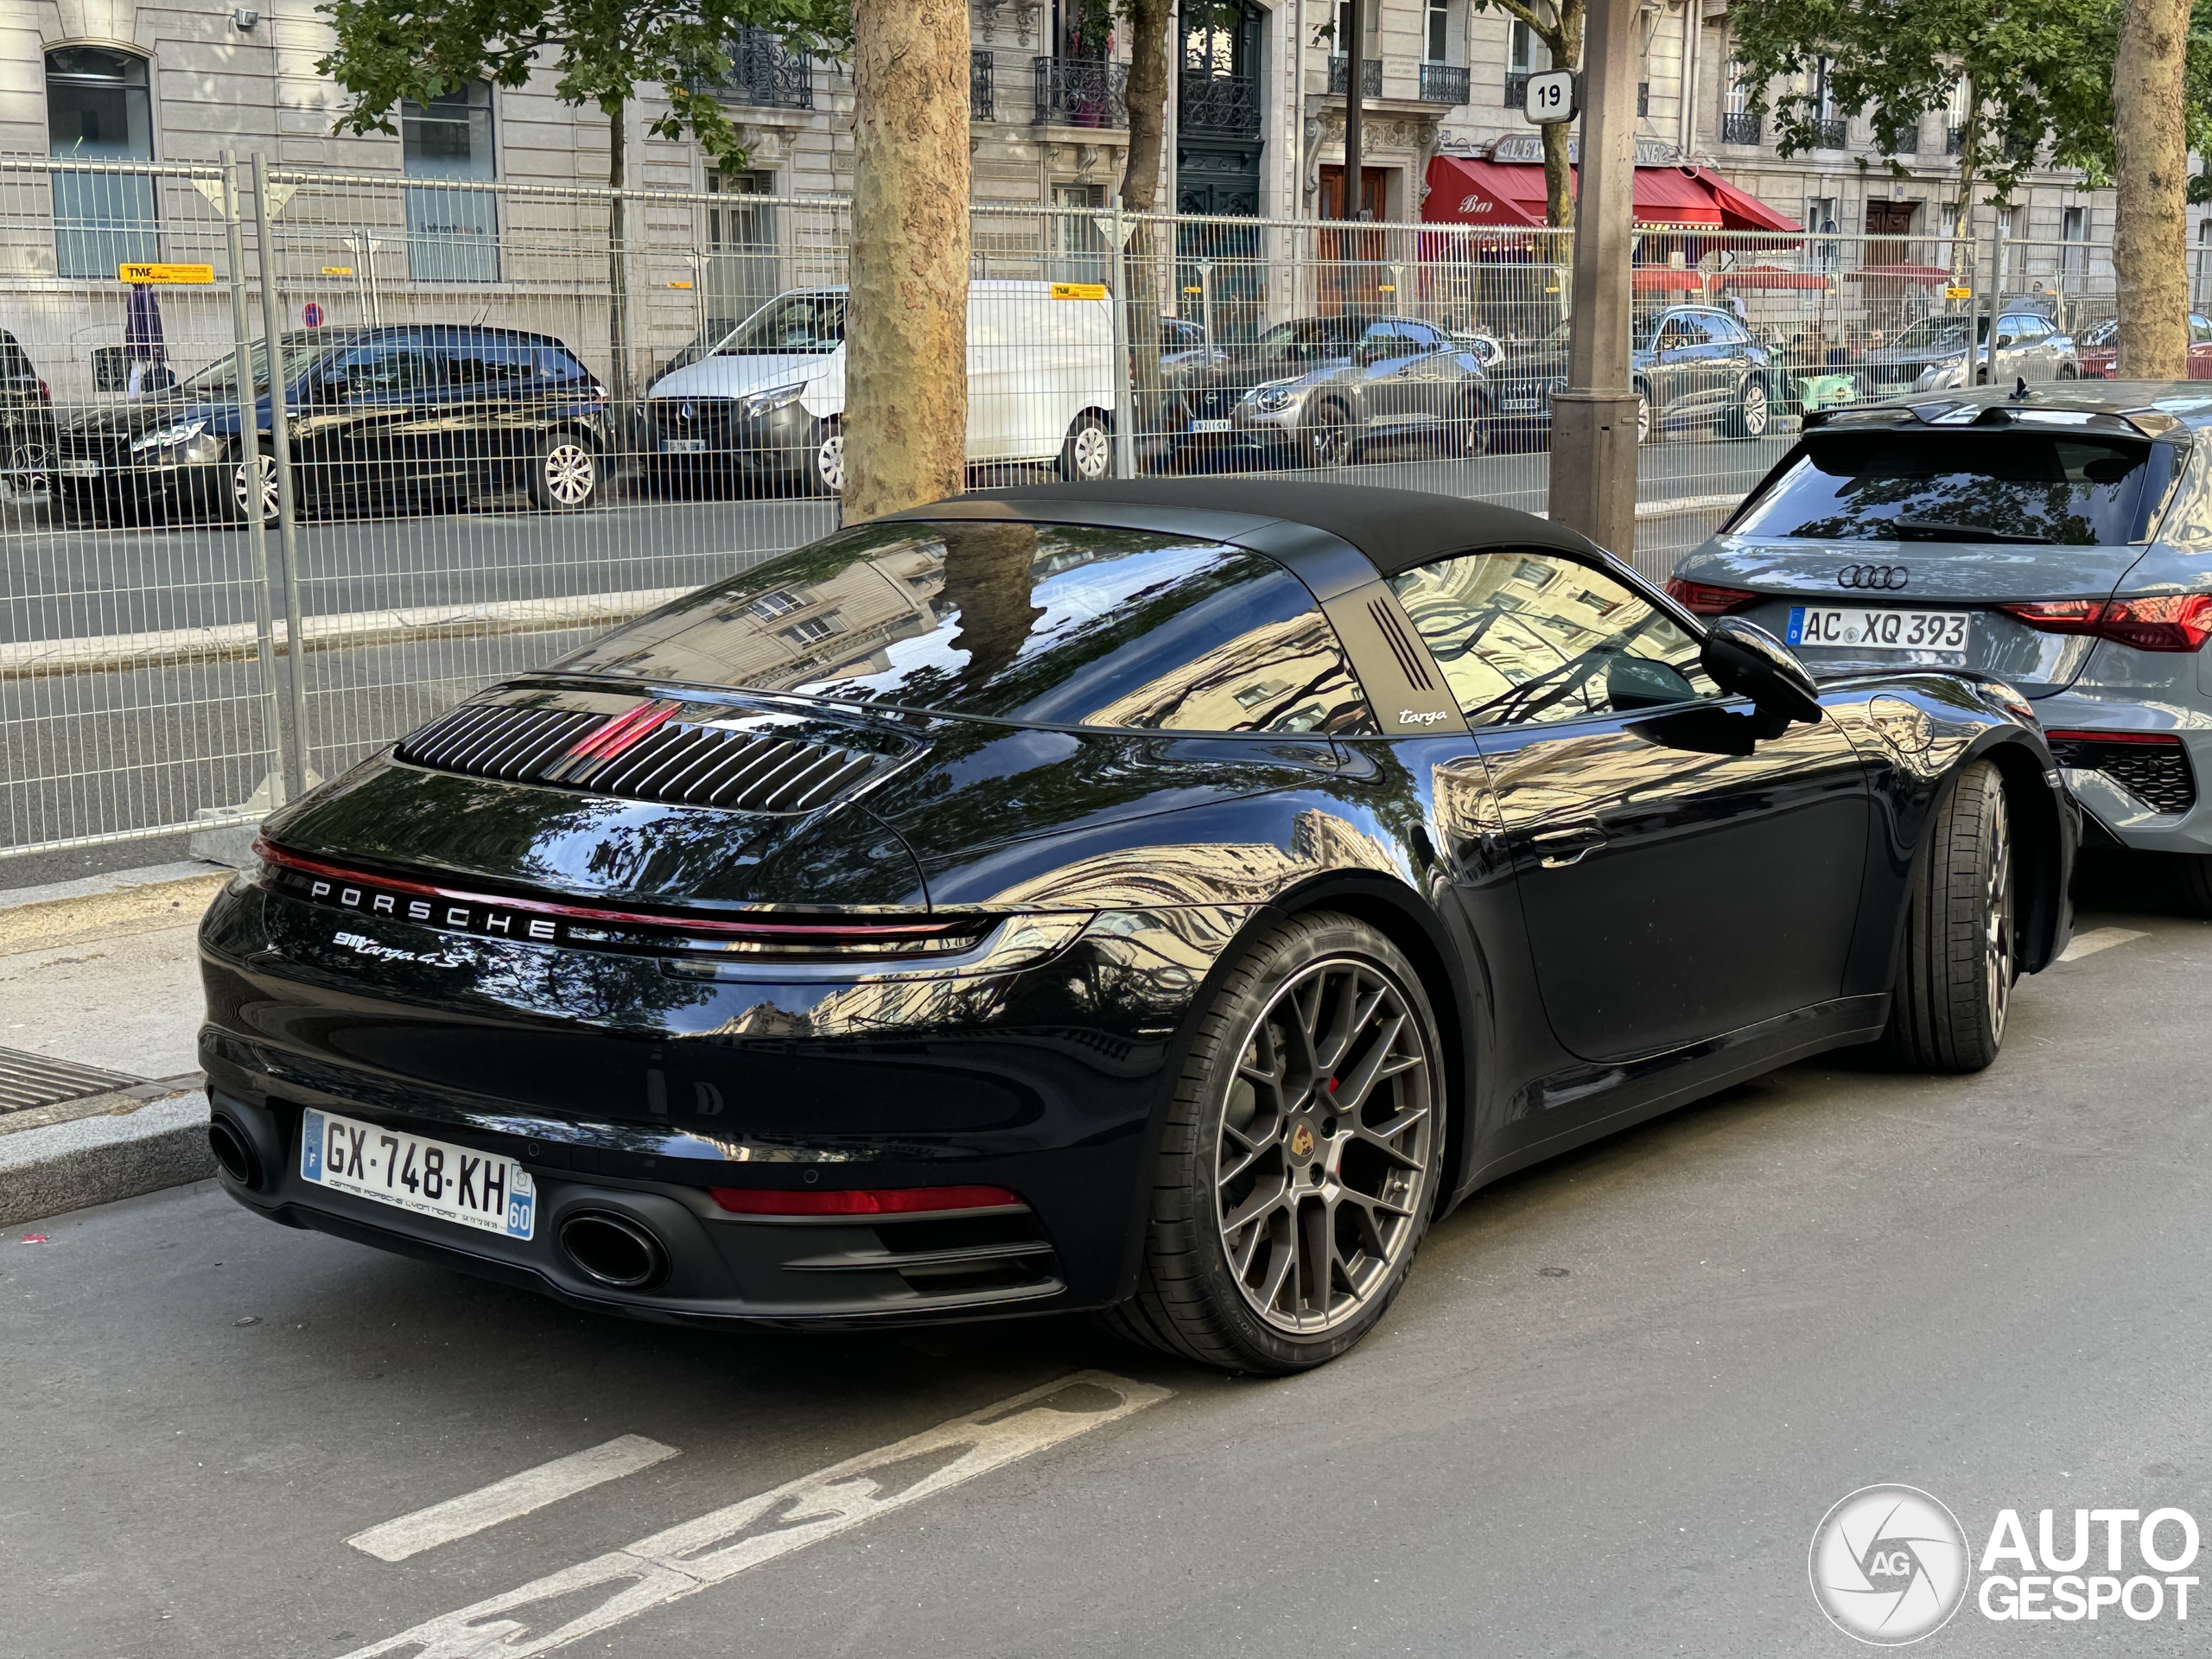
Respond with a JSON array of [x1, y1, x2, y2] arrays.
[[1187, 417, 1233, 434], [301, 1108, 535, 1239], [1501, 397, 1542, 411], [1786, 606, 1969, 653], [61, 459, 100, 478], [664, 437, 708, 453]]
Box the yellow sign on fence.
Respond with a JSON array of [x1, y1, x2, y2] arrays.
[[321, 266, 356, 276], [1051, 282, 1109, 301], [118, 263, 214, 285], [1943, 285, 1973, 301]]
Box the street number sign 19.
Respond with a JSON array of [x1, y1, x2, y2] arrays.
[[1523, 69, 1577, 125]]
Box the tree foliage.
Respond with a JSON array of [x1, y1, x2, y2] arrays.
[[315, 0, 852, 169], [1468, 0, 1583, 228], [1725, 0, 2212, 201]]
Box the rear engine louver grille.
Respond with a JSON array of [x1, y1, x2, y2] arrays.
[[395, 700, 888, 814]]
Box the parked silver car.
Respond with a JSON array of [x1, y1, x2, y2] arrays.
[[1856, 311, 2081, 397], [1669, 382, 2212, 906], [1227, 315, 1493, 464]]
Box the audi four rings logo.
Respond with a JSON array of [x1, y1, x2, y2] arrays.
[[1839, 564, 1910, 591]]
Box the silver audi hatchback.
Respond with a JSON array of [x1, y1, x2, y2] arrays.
[[1669, 381, 2212, 906]]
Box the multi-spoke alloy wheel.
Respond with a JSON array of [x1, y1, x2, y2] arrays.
[[232, 448, 278, 526], [1216, 957, 1434, 1333], [532, 438, 597, 510], [1102, 912, 1444, 1373], [1873, 758, 2017, 1074]]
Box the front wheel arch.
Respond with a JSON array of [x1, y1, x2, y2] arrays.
[[1978, 737, 2068, 975]]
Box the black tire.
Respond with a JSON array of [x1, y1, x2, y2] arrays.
[[1449, 392, 1491, 457], [527, 430, 600, 510], [1098, 912, 1444, 1374], [1872, 760, 2017, 1073], [1058, 411, 1113, 481], [1302, 402, 1356, 467], [2176, 853, 2212, 917]]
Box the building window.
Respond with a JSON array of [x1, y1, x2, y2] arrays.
[[1426, 0, 1452, 62], [402, 80, 499, 282], [1052, 181, 1109, 286], [782, 614, 839, 645], [1509, 21, 1549, 73], [47, 48, 158, 281], [707, 169, 779, 335], [2062, 206, 2088, 281], [749, 589, 803, 620]]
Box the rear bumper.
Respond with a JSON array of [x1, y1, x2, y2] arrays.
[[2026, 691, 2212, 855], [197, 876, 1236, 1327]]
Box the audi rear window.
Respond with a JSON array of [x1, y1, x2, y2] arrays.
[[1732, 431, 2174, 546], [557, 520, 1376, 735]]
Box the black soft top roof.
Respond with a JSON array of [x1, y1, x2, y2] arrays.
[[911, 479, 1606, 578]]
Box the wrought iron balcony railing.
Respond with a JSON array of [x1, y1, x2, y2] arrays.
[[1945, 124, 1967, 156], [720, 28, 813, 111], [1810, 116, 1848, 149], [1719, 110, 1762, 145], [1503, 70, 1531, 109], [1034, 56, 1128, 128], [1328, 55, 1383, 98], [973, 49, 995, 121], [1420, 62, 1469, 105], [1179, 71, 1260, 135]]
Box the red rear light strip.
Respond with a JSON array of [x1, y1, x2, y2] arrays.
[[709, 1184, 1024, 1216], [2044, 729, 2185, 747], [254, 840, 967, 943], [1664, 577, 1760, 616], [2000, 595, 2212, 652]]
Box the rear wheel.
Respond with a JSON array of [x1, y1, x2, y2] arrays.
[[1450, 392, 1491, 457], [528, 432, 599, 510], [810, 419, 845, 495], [1873, 760, 2016, 1072], [1059, 411, 1113, 481], [1099, 912, 1442, 1374], [1634, 384, 1654, 445], [229, 444, 278, 527], [1727, 376, 1772, 439]]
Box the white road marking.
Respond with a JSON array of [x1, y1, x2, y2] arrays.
[[340, 1370, 1170, 1657], [348, 1435, 680, 1564], [2057, 926, 2150, 963]]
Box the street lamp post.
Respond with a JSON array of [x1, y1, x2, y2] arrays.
[[1547, 0, 1638, 559]]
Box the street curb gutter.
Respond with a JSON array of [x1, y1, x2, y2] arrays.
[[0, 1090, 214, 1229]]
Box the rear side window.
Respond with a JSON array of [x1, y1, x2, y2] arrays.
[[560, 521, 1375, 735], [1733, 431, 2168, 545], [1389, 551, 1718, 728]]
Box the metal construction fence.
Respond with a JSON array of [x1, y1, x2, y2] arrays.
[[0, 156, 2127, 861]]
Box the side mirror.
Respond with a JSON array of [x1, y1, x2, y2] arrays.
[[1700, 617, 1822, 724]]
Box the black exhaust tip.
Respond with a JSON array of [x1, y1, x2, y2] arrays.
[[207, 1115, 263, 1188], [558, 1211, 668, 1290]]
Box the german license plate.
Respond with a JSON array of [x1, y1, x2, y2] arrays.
[[664, 437, 708, 453], [61, 459, 100, 477], [1786, 606, 1968, 654], [1187, 417, 1233, 434], [301, 1108, 535, 1239]]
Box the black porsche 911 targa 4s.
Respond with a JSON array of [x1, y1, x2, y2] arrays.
[[200, 480, 2075, 1373]]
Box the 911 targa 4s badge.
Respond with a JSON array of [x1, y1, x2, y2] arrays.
[[198, 479, 2075, 1374]]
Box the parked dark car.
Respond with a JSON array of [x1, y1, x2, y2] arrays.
[[1486, 303, 1791, 445], [54, 325, 613, 526], [0, 328, 56, 495], [200, 479, 2072, 1374], [2076, 314, 2212, 379]]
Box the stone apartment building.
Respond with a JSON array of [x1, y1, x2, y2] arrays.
[[0, 0, 2127, 374]]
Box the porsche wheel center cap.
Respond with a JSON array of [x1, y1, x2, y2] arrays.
[[1287, 1121, 1318, 1160]]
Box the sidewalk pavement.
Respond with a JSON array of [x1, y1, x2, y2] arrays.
[[0, 860, 228, 1227]]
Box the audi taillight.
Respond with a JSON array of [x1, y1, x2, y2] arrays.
[[2045, 728, 2185, 747], [709, 1185, 1023, 1216], [1665, 577, 1760, 616], [1999, 595, 2212, 652]]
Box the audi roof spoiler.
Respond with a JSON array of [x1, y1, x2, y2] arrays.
[[1804, 397, 2181, 440]]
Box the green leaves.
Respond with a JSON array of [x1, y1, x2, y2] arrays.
[[315, 0, 855, 156]]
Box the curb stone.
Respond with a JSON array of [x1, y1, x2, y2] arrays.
[[0, 1090, 214, 1229]]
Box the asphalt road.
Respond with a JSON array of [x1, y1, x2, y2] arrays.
[[7, 868, 2211, 1656], [0, 434, 1784, 645]]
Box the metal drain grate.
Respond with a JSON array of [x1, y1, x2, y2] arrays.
[[0, 1046, 143, 1113]]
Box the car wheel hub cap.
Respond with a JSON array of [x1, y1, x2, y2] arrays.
[[1073, 425, 1109, 478], [545, 444, 593, 504], [1215, 957, 1434, 1336], [237, 455, 276, 518], [818, 432, 844, 490]]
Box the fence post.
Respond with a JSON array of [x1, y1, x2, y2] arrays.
[[222, 148, 289, 809], [1109, 194, 1135, 479], [252, 152, 310, 804]]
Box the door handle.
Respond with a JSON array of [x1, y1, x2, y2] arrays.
[[1530, 823, 1606, 868]]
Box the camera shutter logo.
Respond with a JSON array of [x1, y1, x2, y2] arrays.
[[1808, 1484, 1971, 1645], [1837, 564, 1910, 591]]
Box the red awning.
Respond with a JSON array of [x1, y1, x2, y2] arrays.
[[1681, 169, 1802, 233], [1422, 157, 1780, 232], [1422, 156, 1550, 229], [1713, 265, 1833, 290], [1632, 268, 1708, 293]]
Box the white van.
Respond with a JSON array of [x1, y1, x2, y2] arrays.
[[642, 281, 1119, 494]]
